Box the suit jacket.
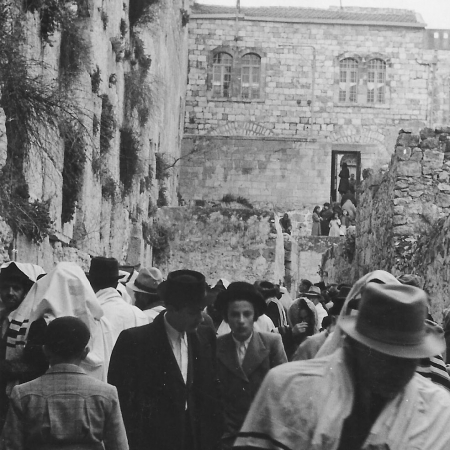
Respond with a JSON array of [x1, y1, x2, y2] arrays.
[[216, 331, 287, 438], [107, 312, 223, 450]]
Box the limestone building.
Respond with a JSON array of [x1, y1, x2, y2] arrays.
[[180, 4, 450, 211]]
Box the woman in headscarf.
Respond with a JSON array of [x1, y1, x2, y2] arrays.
[[8, 262, 114, 384], [285, 297, 319, 359]]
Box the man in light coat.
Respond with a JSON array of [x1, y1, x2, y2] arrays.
[[234, 283, 450, 450]]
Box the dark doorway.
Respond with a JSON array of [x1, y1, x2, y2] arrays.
[[330, 150, 361, 202]]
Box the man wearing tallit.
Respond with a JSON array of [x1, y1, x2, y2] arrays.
[[234, 275, 450, 450], [0, 262, 45, 432], [0, 262, 114, 432]]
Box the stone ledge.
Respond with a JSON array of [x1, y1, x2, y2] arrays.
[[183, 134, 318, 142]]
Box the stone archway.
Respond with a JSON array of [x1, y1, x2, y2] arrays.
[[206, 121, 274, 137], [328, 126, 385, 146]]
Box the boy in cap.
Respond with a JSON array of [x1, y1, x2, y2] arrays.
[[1, 317, 128, 450], [108, 269, 223, 450]]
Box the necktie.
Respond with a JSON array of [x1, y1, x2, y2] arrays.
[[179, 333, 188, 384], [238, 342, 246, 366]]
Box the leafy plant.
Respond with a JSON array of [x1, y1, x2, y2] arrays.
[[60, 120, 86, 224], [134, 38, 152, 74], [142, 220, 173, 264], [124, 69, 156, 126], [90, 66, 101, 93], [92, 113, 99, 135], [120, 18, 128, 38], [101, 175, 117, 200], [101, 10, 108, 30], [155, 153, 170, 180], [119, 127, 141, 195], [180, 8, 189, 26], [100, 94, 116, 155], [129, 0, 160, 26], [236, 196, 253, 209], [157, 187, 168, 207]]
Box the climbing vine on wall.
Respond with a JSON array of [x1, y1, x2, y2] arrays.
[[119, 127, 142, 195], [60, 121, 87, 224], [100, 94, 116, 155]]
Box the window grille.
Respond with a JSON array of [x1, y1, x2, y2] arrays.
[[367, 59, 386, 103], [212, 53, 232, 98], [241, 53, 261, 99], [339, 58, 359, 103]]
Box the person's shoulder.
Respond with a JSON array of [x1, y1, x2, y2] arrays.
[[257, 331, 282, 345], [263, 357, 330, 389], [413, 372, 450, 407]]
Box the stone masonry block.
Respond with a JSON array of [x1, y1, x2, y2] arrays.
[[397, 160, 421, 177], [395, 146, 411, 160]]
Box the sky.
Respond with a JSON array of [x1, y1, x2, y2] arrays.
[[196, 0, 450, 29]]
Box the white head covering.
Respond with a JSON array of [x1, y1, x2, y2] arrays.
[[315, 270, 400, 358], [7, 262, 113, 381]]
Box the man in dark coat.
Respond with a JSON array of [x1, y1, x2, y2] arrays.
[[108, 269, 223, 450]]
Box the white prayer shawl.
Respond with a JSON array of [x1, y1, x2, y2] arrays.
[[116, 282, 132, 304], [96, 287, 148, 343], [235, 348, 450, 450], [7, 262, 114, 382], [3, 263, 46, 361]]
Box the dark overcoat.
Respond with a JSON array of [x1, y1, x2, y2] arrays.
[[216, 331, 287, 445], [108, 312, 223, 450]]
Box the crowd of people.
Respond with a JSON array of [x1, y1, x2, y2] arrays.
[[1, 258, 450, 449], [311, 187, 357, 237]]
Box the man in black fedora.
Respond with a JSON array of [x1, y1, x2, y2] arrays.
[[235, 283, 450, 450], [108, 269, 223, 450], [87, 257, 147, 343]]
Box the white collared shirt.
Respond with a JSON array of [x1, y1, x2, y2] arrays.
[[232, 333, 253, 366], [164, 313, 188, 384]]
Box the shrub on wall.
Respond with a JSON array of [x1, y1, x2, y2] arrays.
[[119, 127, 141, 195], [90, 66, 101, 93], [101, 174, 117, 200], [155, 152, 170, 180], [129, 0, 160, 26], [142, 219, 173, 263], [59, 121, 87, 224], [100, 94, 116, 155], [124, 69, 155, 127]]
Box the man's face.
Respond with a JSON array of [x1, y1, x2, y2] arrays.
[[0, 281, 27, 313], [168, 304, 204, 333], [350, 339, 418, 399], [227, 300, 255, 342]]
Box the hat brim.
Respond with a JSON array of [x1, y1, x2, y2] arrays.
[[129, 282, 158, 294], [340, 316, 445, 359]]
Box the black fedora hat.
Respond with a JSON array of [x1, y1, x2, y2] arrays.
[[216, 282, 266, 318], [158, 269, 206, 308], [340, 283, 445, 359], [88, 257, 121, 282]]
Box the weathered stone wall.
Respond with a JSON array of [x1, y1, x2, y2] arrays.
[[153, 206, 285, 285], [0, 0, 188, 270], [324, 127, 450, 319], [180, 136, 330, 209]]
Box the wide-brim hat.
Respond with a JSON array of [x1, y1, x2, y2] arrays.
[[216, 282, 266, 317], [158, 269, 206, 307], [340, 283, 445, 359], [304, 286, 322, 297], [87, 257, 121, 282], [254, 280, 279, 299], [130, 267, 163, 294]]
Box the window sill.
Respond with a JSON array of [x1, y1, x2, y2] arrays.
[[336, 102, 390, 109], [209, 97, 265, 103]]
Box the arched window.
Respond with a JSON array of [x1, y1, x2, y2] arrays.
[[212, 52, 232, 98], [367, 59, 386, 103], [339, 58, 359, 103], [241, 53, 261, 99]]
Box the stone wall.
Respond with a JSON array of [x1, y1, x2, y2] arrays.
[[180, 136, 330, 209], [324, 127, 450, 320], [153, 206, 285, 285], [0, 0, 188, 270]]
